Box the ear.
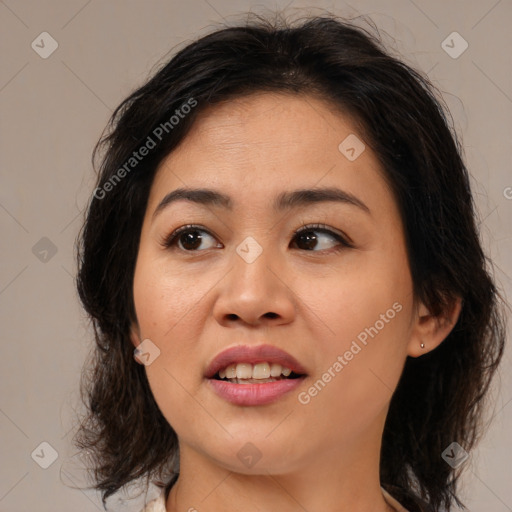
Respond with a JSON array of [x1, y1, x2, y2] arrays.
[[129, 321, 142, 349], [407, 295, 463, 358]]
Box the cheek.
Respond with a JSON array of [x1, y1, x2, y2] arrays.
[[307, 275, 409, 385], [132, 255, 214, 410], [133, 263, 209, 434], [299, 305, 410, 443], [133, 253, 213, 340], [296, 252, 412, 431], [298, 251, 411, 355]]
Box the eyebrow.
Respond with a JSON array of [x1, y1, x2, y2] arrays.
[[152, 186, 371, 220]]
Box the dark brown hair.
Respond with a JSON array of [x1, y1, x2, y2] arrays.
[[74, 11, 506, 511]]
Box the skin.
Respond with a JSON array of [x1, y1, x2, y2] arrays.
[[130, 92, 461, 512]]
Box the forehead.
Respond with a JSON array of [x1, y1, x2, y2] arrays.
[[147, 92, 393, 217], [176, 92, 358, 157]]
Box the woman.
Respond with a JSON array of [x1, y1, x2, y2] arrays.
[[74, 12, 506, 512]]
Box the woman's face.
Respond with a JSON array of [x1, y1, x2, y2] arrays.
[[131, 92, 420, 474]]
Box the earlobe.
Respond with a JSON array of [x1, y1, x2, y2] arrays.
[[407, 296, 463, 358], [129, 323, 146, 365]]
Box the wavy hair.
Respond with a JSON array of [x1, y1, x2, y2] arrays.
[[74, 11, 506, 511]]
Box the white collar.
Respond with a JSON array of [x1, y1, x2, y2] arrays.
[[140, 486, 410, 512]]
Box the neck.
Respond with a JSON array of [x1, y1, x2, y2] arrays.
[[166, 422, 394, 512]]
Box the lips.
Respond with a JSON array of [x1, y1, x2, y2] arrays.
[[205, 344, 309, 405], [204, 344, 308, 380]]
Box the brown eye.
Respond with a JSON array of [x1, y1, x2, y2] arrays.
[[162, 223, 351, 253], [291, 224, 352, 252], [177, 229, 204, 250], [162, 225, 220, 251]]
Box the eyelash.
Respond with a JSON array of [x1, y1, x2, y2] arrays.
[[160, 223, 353, 253]]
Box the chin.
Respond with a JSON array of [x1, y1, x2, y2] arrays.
[[201, 434, 306, 475]]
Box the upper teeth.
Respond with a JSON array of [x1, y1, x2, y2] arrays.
[[218, 362, 292, 380]]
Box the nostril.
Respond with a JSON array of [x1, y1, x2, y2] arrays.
[[264, 312, 278, 319]]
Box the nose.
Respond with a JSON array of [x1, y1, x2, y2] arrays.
[[212, 243, 296, 328]]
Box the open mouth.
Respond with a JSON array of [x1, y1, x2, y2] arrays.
[[206, 348, 308, 405], [213, 372, 305, 384], [212, 362, 305, 384]]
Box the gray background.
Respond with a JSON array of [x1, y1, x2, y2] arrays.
[[1, 1, 511, 511]]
